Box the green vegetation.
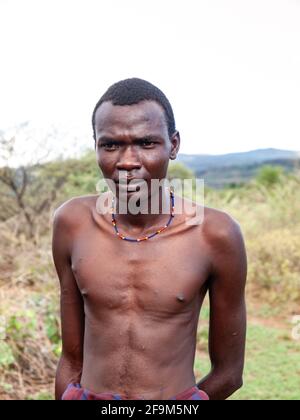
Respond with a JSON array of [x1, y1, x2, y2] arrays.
[[0, 152, 299, 400], [167, 162, 195, 181], [256, 165, 284, 187], [178, 149, 300, 188], [195, 321, 300, 400]]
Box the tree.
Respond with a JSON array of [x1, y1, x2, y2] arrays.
[[0, 126, 88, 241], [167, 162, 195, 181], [256, 165, 284, 187]]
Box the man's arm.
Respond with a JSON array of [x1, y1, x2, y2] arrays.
[[198, 211, 247, 400], [52, 202, 85, 400]]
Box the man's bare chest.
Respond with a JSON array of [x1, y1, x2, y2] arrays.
[[70, 225, 210, 315]]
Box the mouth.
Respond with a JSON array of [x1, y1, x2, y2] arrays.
[[115, 179, 148, 192], [115, 178, 147, 189]]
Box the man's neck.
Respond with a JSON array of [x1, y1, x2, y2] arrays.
[[113, 188, 172, 233]]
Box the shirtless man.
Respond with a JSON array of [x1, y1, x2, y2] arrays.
[[52, 78, 247, 400]]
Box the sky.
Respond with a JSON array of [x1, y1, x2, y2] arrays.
[[1, 0, 300, 160]]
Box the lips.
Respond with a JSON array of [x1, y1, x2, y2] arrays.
[[115, 179, 147, 192]]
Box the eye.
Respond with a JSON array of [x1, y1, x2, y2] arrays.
[[141, 140, 156, 148], [100, 142, 119, 151]]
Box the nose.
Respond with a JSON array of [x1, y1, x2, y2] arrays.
[[116, 145, 142, 172]]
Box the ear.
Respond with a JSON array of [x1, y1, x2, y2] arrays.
[[169, 131, 180, 160]]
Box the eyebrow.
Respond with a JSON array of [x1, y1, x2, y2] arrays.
[[97, 136, 121, 145], [97, 135, 162, 144]]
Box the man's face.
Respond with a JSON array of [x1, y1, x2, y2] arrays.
[[94, 100, 180, 197]]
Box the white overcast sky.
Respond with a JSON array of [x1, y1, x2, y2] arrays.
[[1, 0, 300, 157]]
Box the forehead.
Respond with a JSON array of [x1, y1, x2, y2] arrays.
[[94, 100, 168, 138]]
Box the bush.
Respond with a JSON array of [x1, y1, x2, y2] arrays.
[[256, 165, 284, 187], [248, 228, 300, 305]]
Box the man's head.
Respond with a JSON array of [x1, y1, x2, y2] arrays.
[[92, 78, 176, 141], [92, 78, 180, 200]]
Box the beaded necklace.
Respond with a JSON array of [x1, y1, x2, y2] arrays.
[[111, 190, 175, 242]]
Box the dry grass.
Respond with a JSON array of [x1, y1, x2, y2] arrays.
[[0, 221, 59, 400]]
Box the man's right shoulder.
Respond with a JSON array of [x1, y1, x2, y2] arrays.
[[53, 194, 97, 230]]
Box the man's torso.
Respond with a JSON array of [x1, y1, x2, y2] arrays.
[[66, 194, 212, 399]]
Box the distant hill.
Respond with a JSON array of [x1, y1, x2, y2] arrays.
[[177, 148, 300, 187]]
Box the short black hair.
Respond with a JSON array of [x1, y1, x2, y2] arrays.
[[92, 78, 176, 140]]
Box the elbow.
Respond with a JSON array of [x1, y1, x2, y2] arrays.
[[55, 354, 83, 400], [223, 372, 243, 398], [229, 375, 243, 394], [58, 352, 83, 373], [56, 353, 83, 381], [217, 369, 244, 399]]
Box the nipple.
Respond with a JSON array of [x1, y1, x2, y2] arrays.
[[176, 294, 185, 303]]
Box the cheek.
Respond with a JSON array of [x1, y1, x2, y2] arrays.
[[96, 152, 116, 175], [143, 151, 169, 176]]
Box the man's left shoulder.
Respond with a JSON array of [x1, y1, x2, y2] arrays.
[[202, 207, 244, 252]]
